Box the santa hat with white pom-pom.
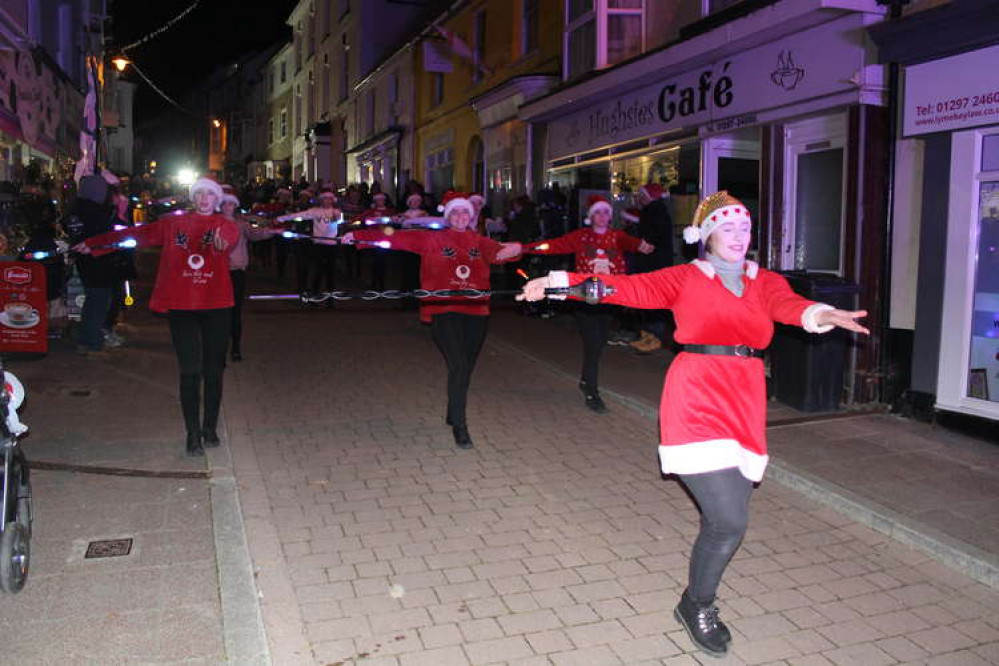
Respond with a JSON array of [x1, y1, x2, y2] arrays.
[[683, 190, 751, 244], [583, 194, 613, 226], [437, 190, 474, 219]]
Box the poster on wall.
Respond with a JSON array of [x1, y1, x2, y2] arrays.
[[0, 262, 47, 354]]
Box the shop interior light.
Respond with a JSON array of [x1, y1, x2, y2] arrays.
[[176, 168, 196, 186]]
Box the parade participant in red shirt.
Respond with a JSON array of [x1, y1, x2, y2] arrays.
[[74, 177, 239, 457], [522, 194, 654, 412], [342, 191, 521, 448], [518, 191, 869, 658], [277, 186, 342, 295]]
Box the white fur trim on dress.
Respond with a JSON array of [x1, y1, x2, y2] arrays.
[[548, 271, 569, 300], [658, 439, 769, 482], [801, 303, 835, 333]]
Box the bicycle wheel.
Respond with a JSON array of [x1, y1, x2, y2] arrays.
[[0, 522, 29, 593]]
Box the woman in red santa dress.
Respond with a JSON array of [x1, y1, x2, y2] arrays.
[[74, 177, 239, 457], [518, 191, 869, 658], [342, 191, 521, 448], [521, 194, 654, 412]]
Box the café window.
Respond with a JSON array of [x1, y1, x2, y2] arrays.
[[564, 0, 645, 81]]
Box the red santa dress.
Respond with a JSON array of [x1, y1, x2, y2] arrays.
[[352, 228, 507, 323], [86, 212, 239, 313], [551, 260, 833, 481]]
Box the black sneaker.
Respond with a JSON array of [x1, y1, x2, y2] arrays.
[[579, 382, 608, 413], [674, 589, 729, 657], [452, 425, 474, 449], [202, 430, 221, 448], [186, 433, 205, 457]]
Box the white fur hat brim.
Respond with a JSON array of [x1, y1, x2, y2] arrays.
[[442, 197, 473, 219], [190, 178, 223, 202]]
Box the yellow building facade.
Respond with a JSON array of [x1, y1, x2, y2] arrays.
[[414, 0, 562, 211]]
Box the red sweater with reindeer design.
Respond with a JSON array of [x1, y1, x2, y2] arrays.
[[523, 228, 642, 274], [353, 228, 506, 322]]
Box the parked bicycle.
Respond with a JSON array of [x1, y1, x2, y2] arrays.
[[0, 357, 31, 593]]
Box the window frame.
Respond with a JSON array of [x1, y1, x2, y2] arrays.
[[473, 9, 487, 84], [563, 0, 646, 80], [522, 0, 540, 56]]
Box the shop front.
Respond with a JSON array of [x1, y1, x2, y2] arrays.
[[523, 4, 892, 404], [903, 44, 999, 422]]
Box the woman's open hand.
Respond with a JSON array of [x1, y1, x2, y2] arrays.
[[497, 242, 522, 261], [817, 308, 870, 335], [72, 242, 91, 255], [638, 240, 655, 254], [213, 229, 229, 252], [516, 276, 550, 302]]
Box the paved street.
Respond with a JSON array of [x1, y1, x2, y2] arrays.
[[224, 287, 999, 666], [1, 266, 997, 665]]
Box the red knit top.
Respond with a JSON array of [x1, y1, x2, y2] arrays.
[[86, 213, 239, 313], [353, 228, 506, 322], [524, 229, 642, 274]]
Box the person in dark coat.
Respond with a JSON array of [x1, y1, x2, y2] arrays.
[[62, 175, 115, 354], [630, 183, 675, 353]]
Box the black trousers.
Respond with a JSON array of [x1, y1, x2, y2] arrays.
[[679, 467, 753, 604], [575, 303, 615, 390], [431, 313, 488, 427], [229, 269, 246, 354], [168, 309, 231, 437], [310, 243, 338, 292], [294, 240, 311, 293]]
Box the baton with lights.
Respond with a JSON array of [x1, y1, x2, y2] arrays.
[[249, 277, 615, 306], [87, 238, 139, 250], [276, 230, 391, 248]]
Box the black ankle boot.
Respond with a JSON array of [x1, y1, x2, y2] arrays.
[[674, 589, 729, 657], [202, 429, 220, 448], [452, 425, 473, 449], [578, 381, 607, 413], [186, 432, 205, 457]]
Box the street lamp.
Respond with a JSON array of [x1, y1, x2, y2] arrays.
[[212, 118, 222, 128], [111, 55, 130, 72]]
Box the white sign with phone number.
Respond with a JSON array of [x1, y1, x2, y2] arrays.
[[903, 44, 999, 137]]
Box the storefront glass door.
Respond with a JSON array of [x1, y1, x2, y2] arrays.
[[702, 130, 760, 259], [783, 114, 847, 274], [967, 163, 999, 403]]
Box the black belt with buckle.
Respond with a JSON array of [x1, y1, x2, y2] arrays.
[[684, 344, 764, 359]]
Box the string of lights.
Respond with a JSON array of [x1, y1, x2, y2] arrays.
[[129, 61, 197, 116], [120, 0, 201, 53]]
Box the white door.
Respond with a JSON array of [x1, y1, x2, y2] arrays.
[[937, 129, 999, 420], [782, 113, 848, 275]]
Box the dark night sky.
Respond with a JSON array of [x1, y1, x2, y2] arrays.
[[111, 0, 296, 122]]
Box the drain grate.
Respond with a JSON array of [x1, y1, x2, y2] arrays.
[[85, 538, 133, 559]]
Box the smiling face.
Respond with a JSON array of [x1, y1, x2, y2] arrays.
[[446, 207, 472, 231], [589, 207, 611, 233], [193, 189, 219, 215], [707, 219, 752, 263]]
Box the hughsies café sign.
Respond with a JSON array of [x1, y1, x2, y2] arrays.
[[548, 14, 872, 159]]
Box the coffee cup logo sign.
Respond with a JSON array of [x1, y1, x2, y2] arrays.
[[547, 13, 866, 160]]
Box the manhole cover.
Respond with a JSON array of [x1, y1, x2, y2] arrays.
[[85, 538, 133, 559]]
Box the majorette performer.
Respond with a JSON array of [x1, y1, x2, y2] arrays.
[[521, 194, 654, 412], [517, 191, 869, 658], [221, 188, 279, 361], [277, 186, 342, 296], [342, 191, 522, 448], [353, 191, 397, 291], [74, 177, 240, 457]]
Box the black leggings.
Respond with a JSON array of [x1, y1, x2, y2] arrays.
[[168, 309, 231, 436], [229, 269, 246, 354], [575, 303, 614, 390], [311, 243, 338, 292], [679, 467, 753, 604], [431, 313, 488, 427]]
